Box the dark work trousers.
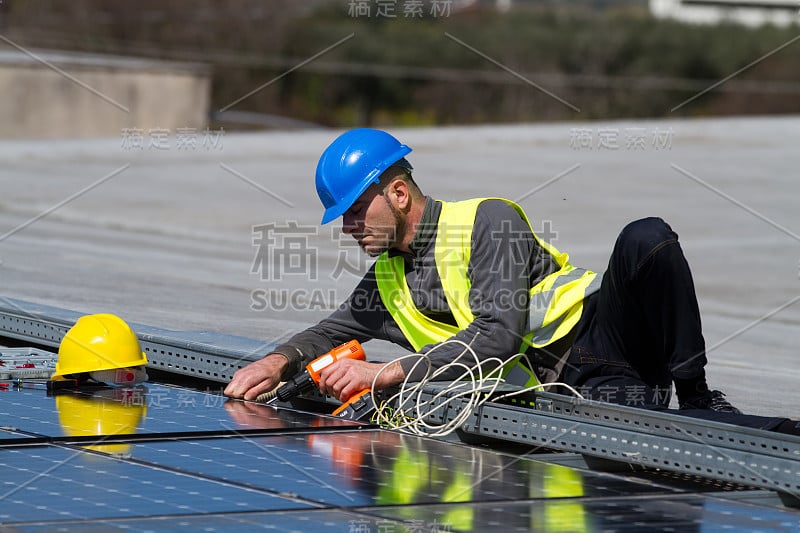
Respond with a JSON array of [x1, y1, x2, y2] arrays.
[[562, 217, 787, 431]]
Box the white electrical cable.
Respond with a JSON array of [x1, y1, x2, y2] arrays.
[[489, 353, 586, 401], [398, 339, 501, 436], [369, 338, 584, 437]]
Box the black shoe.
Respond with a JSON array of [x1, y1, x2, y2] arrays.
[[679, 390, 742, 414]]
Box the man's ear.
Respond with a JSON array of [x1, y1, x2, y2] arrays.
[[388, 178, 411, 210]]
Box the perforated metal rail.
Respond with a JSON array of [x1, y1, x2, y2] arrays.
[[3, 296, 799, 505], [0, 297, 269, 383]]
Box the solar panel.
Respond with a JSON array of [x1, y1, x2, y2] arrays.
[[359, 495, 800, 531], [0, 383, 364, 439], [0, 445, 313, 523], [3, 377, 799, 531], [128, 432, 676, 508], [10, 509, 407, 532]]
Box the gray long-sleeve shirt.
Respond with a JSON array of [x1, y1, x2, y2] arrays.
[[272, 197, 561, 381]]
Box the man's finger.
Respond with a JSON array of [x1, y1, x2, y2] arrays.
[[243, 379, 275, 401], [340, 382, 355, 402], [225, 374, 255, 398], [223, 381, 242, 397], [317, 370, 330, 395], [320, 364, 343, 395]]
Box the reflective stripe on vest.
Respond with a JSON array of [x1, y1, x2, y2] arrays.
[[524, 264, 601, 348], [375, 197, 598, 352]]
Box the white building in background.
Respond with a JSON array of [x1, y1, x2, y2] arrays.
[[0, 50, 210, 139], [651, 0, 800, 27]]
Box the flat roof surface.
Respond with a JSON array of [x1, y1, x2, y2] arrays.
[[1, 116, 798, 416]]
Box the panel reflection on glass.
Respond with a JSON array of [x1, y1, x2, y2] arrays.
[[0, 446, 310, 523], [359, 495, 800, 532], [131, 424, 671, 508], [0, 383, 361, 438]]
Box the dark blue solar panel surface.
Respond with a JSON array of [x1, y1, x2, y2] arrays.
[[361, 496, 800, 532], [129, 432, 675, 507], [2, 380, 800, 531], [0, 446, 311, 522], [6, 509, 406, 533], [0, 383, 361, 439]]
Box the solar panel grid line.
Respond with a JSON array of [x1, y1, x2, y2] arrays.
[[0, 446, 315, 523], [123, 435, 383, 508], [49, 441, 339, 509], [0, 434, 53, 447], [0, 507, 412, 532], [0, 425, 381, 449]]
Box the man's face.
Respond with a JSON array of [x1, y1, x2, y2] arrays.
[[341, 185, 403, 257]]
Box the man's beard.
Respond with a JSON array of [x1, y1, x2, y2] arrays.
[[360, 193, 405, 257]]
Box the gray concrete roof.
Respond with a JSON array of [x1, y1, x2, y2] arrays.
[[1, 115, 798, 415]]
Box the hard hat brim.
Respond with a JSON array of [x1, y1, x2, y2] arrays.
[[51, 351, 148, 380]]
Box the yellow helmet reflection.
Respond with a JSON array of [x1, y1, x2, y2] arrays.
[[55, 391, 147, 457]]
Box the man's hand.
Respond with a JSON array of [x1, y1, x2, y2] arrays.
[[224, 353, 288, 401], [317, 359, 405, 402]]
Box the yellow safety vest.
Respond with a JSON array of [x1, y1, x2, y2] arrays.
[[375, 198, 599, 383]]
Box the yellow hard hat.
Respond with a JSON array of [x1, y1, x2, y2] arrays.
[[56, 392, 147, 456], [52, 314, 148, 379]]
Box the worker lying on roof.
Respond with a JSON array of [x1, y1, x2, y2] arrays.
[[225, 128, 799, 436]]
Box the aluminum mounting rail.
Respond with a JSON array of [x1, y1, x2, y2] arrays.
[[0, 297, 269, 383]]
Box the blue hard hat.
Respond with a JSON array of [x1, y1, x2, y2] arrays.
[[315, 128, 412, 224]]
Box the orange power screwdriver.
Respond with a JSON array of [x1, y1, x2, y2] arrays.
[[257, 340, 374, 420]]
